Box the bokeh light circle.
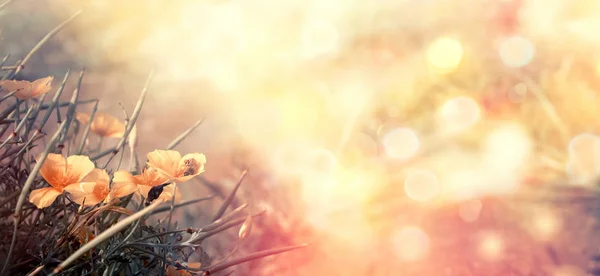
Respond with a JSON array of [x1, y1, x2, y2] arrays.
[[566, 133, 600, 185], [498, 35, 535, 68], [404, 169, 440, 202], [478, 232, 504, 261], [426, 37, 463, 74], [382, 127, 420, 160], [438, 96, 481, 133]]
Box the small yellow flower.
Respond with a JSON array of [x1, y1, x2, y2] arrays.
[[146, 150, 206, 183], [76, 112, 126, 138], [29, 154, 95, 208], [0, 76, 53, 100]]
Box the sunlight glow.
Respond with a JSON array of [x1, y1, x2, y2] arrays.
[[478, 232, 505, 261], [530, 209, 562, 241], [426, 37, 463, 74], [301, 19, 340, 57]]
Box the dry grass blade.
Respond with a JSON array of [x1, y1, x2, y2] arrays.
[[0, 90, 17, 102], [196, 210, 266, 243], [166, 118, 204, 150], [38, 70, 71, 130], [0, 54, 10, 69], [204, 203, 248, 232], [0, 0, 16, 11], [3, 10, 82, 80], [151, 194, 215, 215], [0, 105, 33, 149], [25, 265, 44, 276], [518, 76, 569, 140], [202, 244, 310, 274], [212, 170, 248, 222], [51, 200, 162, 275], [75, 99, 98, 154], [2, 120, 67, 275], [58, 69, 84, 145]]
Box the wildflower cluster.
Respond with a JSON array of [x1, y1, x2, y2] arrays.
[[0, 16, 306, 274]]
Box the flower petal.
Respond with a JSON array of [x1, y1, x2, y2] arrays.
[[92, 112, 126, 138], [107, 181, 138, 201], [137, 168, 170, 187], [1, 80, 32, 100], [63, 155, 96, 186], [158, 184, 182, 203], [0, 80, 27, 93], [113, 170, 136, 183], [174, 153, 206, 182], [64, 182, 103, 206], [76, 112, 91, 126], [82, 168, 110, 184], [147, 150, 182, 178], [30, 76, 53, 98], [137, 185, 152, 199], [37, 153, 67, 189], [29, 187, 62, 208]]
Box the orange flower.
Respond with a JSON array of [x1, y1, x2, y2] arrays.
[[76, 227, 95, 244], [63, 169, 137, 206], [146, 150, 206, 183], [112, 168, 180, 203], [29, 154, 95, 208], [166, 262, 202, 276], [0, 76, 53, 100], [76, 112, 126, 138]]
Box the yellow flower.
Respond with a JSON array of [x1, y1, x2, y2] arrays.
[[63, 169, 137, 206], [146, 150, 206, 183], [0, 76, 53, 100], [76, 112, 126, 138], [29, 154, 95, 208], [113, 168, 180, 203]]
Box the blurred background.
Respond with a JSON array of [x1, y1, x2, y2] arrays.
[[4, 0, 600, 274]]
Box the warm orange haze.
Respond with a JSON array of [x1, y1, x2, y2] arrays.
[[3, 0, 600, 275]]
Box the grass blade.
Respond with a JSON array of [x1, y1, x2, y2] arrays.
[[203, 244, 310, 274], [3, 10, 82, 80], [51, 200, 162, 275], [166, 118, 204, 150], [212, 170, 248, 222], [92, 70, 153, 162]]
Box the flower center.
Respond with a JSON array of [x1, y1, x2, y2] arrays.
[[182, 158, 199, 176]]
